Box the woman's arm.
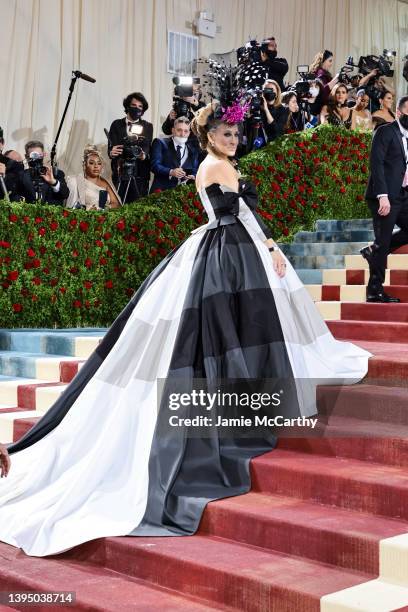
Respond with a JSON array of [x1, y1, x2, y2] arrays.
[[320, 105, 329, 125], [351, 109, 356, 130]]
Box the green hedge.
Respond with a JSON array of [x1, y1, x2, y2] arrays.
[[0, 126, 371, 327]]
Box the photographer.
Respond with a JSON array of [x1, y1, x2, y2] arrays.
[[260, 80, 288, 143], [108, 92, 153, 202], [150, 117, 199, 193], [281, 91, 305, 133], [0, 127, 23, 200], [162, 82, 205, 136], [310, 50, 339, 105], [260, 37, 288, 91], [13, 141, 69, 205]]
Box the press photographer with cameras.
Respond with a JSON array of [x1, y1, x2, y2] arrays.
[[108, 92, 153, 202], [0, 127, 23, 201], [150, 117, 199, 193], [13, 140, 69, 205], [162, 78, 205, 137], [259, 37, 289, 91], [310, 50, 339, 105]]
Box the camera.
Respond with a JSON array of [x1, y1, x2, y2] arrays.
[[357, 50, 395, 78], [172, 76, 200, 118], [237, 39, 271, 66], [247, 87, 264, 123], [288, 65, 314, 98], [28, 152, 47, 180]]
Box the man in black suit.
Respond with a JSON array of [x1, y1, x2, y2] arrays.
[[108, 91, 153, 202], [0, 127, 23, 200], [150, 117, 199, 193], [260, 37, 288, 92], [362, 95, 408, 302], [13, 141, 69, 205]]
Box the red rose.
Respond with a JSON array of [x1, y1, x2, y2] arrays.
[[33, 259, 41, 268], [55, 241, 62, 249], [32, 295, 38, 302], [8, 270, 19, 281], [80, 221, 89, 232], [84, 280, 93, 289], [73, 300, 82, 308], [0, 241, 10, 248], [340, 186, 346, 194], [282, 227, 289, 236], [70, 219, 77, 227], [51, 295, 57, 303], [34, 217, 43, 224], [27, 248, 36, 258], [69, 266, 78, 274], [85, 258, 93, 268], [9, 214, 18, 223], [12, 303, 22, 312], [38, 227, 46, 236], [62, 210, 69, 217], [99, 257, 107, 265], [95, 240, 103, 247], [356, 195, 364, 202], [59, 286, 66, 293], [312, 203, 319, 209], [39, 246, 47, 255], [97, 215, 105, 224], [150, 248, 158, 257], [72, 250, 79, 257], [116, 219, 126, 231], [50, 278, 58, 286], [50, 221, 58, 231], [43, 267, 49, 274], [104, 232, 112, 240], [154, 188, 162, 193], [156, 220, 165, 229], [32, 277, 41, 285], [126, 288, 134, 296], [105, 280, 113, 289]]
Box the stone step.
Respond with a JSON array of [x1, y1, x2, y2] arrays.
[[294, 230, 374, 243], [293, 269, 323, 285], [315, 219, 373, 231], [0, 351, 80, 381], [307, 285, 408, 303], [281, 242, 367, 256], [322, 269, 391, 286], [0, 329, 105, 358], [346, 254, 408, 270], [286, 255, 346, 269]]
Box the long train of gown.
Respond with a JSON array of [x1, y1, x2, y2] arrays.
[[0, 180, 371, 556]]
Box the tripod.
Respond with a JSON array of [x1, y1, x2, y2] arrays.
[[117, 161, 141, 204]]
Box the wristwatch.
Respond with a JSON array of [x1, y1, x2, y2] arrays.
[[268, 245, 279, 252]]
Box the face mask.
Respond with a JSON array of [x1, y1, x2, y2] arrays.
[[263, 89, 276, 102], [400, 114, 408, 130], [128, 107, 143, 120], [173, 136, 188, 145], [267, 50, 277, 59], [309, 87, 319, 97]]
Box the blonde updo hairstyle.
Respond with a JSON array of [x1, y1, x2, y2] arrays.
[[82, 145, 103, 176], [191, 100, 226, 151]]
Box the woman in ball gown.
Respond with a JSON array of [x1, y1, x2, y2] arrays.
[[0, 100, 370, 557], [66, 146, 121, 210]]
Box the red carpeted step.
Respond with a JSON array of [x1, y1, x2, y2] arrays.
[[63, 535, 369, 612], [341, 303, 408, 322], [322, 285, 340, 300], [198, 491, 408, 575], [17, 382, 65, 410], [0, 407, 19, 414], [391, 270, 408, 284], [328, 320, 408, 343], [0, 543, 220, 612], [346, 269, 365, 285], [13, 417, 39, 442], [316, 384, 408, 425], [393, 245, 408, 254], [251, 449, 408, 520], [60, 360, 83, 383], [382, 285, 408, 301]]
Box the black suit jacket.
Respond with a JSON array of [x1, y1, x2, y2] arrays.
[[13, 168, 69, 205], [150, 137, 199, 192], [108, 117, 153, 183], [366, 121, 407, 201], [0, 155, 23, 200]]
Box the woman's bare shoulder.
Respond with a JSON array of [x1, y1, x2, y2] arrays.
[[196, 158, 238, 191]]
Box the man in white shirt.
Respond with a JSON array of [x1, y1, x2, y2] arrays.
[[362, 95, 408, 302]]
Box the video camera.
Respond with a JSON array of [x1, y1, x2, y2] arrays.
[[236, 38, 272, 66], [288, 65, 315, 100], [120, 124, 145, 178], [358, 50, 395, 78], [27, 152, 47, 181], [172, 76, 200, 118]]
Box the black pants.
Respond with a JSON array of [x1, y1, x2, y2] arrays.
[[367, 189, 408, 293]]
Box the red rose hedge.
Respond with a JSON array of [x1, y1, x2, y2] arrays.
[[0, 126, 370, 327]]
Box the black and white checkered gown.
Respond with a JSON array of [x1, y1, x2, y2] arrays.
[[0, 180, 371, 555]]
